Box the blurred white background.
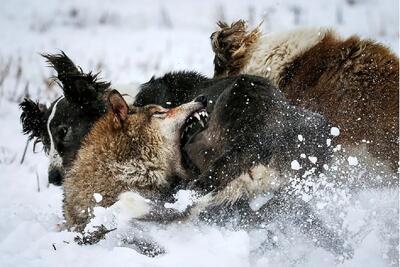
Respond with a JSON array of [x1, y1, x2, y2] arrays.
[[0, 0, 398, 102]]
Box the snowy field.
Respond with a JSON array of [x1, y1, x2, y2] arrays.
[[0, 0, 398, 266]]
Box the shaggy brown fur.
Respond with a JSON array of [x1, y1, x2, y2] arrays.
[[63, 91, 202, 231], [211, 20, 399, 172], [212, 20, 261, 77]]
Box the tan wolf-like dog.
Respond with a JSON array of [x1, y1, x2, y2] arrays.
[[63, 90, 207, 231]]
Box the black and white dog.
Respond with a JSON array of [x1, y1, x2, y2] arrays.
[[20, 53, 138, 185], [131, 72, 353, 257]]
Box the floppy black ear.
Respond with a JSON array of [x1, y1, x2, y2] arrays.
[[19, 98, 47, 140], [42, 51, 110, 113]]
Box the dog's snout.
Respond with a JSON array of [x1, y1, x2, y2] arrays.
[[48, 169, 63, 186], [195, 95, 207, 107]]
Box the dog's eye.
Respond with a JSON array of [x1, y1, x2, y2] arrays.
[[152, 111, 167, 118], [57, 126, 69, 140]]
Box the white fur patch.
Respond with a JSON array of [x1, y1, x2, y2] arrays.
[[47, 97, 64, 173], [241, 27, 332, 86], [115, 191, 151, 219], [212, 164, 282, 206]]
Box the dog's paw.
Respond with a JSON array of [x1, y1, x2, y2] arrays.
[[189, 192, 214, 217], [116, 191, 151, 219], [210, 20, 247, 56], [211, 20, 260, 77]]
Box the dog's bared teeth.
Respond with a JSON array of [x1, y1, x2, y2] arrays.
[[199, 120, 205, 127], [194, 112, 201, 121]]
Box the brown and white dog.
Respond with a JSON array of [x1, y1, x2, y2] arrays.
[[211, 20, 399, 174]]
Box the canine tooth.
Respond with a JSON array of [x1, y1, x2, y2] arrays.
[[199, 120, 205, 127], [194, 113, 201, 121]]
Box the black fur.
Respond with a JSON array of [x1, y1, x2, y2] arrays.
[[135, 71, 209, 108], [185, 75, 332, 191], [20, 98, 48, 143], [42, 52, 109, 114], [20, 52, 112, 185]]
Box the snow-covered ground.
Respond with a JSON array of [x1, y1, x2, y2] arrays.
[[0, 0, 398, 266]]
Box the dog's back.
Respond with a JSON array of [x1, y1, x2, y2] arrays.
[[211, 21, 399, 172]]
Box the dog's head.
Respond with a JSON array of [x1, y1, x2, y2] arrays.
[[106, 90, 208, 181], [20, 52, 110, 185], [134, 71, 208, 108]]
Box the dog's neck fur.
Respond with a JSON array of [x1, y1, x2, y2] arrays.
[[241, 27, 332, 86], [70, 111, 173, 195]]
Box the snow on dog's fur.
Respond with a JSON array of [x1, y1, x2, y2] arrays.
[[211, 20, 399, 174], [63, 90, 207, 231], [132, 72, 352, 258]]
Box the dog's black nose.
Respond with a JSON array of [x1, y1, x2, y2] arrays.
[[48, 169, 63, 186], [195, 95, 207, 107]]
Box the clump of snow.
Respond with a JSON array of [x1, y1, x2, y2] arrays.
[[164, 190, 197, 212], [308, 156, 317, 164], [93, 193, 103, 203], [297, 134, 304, 141], [114, 192, 152, 221], [333, 144, 342, 152], [348, 156, 359, 166], [249, 192, 274, 211], [326, 138, 332, 147], [330, 127, 340, 137], [291, 160, 302, 170]]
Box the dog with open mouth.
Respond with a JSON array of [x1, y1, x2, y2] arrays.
[[132, 71, 352, 258]]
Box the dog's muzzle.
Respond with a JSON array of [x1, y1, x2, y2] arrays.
[[48, 168, 63, 186]]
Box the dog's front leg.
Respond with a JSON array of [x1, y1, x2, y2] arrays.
[[117, 191, 194, 223], [190, 142, 272, 193], [251, 191, 354, 260]]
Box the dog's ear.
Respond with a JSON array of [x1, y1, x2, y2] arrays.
[[20, 98, 47, 140], [108, 90, 128, 124], [42, 51, 109, 113]]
